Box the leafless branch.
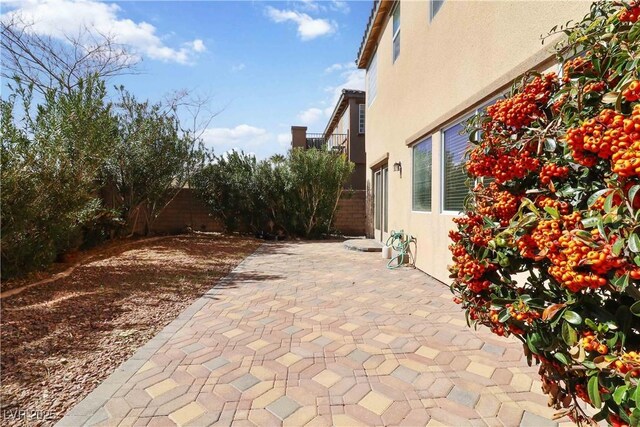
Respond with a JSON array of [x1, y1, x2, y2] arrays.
[[1, 14, 139, 95]]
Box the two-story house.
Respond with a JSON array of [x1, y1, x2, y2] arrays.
[[357, 0, 590, 282]]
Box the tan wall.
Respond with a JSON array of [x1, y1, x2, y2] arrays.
[[334, 190, 367, 236], [365, 0, 591, 282]]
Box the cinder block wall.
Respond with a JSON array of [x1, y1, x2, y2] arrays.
[[334, 190, 367, 236], [151, 189, 222, 234], [127, 188, 365, 237]]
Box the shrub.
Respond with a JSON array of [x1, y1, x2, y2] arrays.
[[1, 77, 117, 278], [192, 148, 354, 237], [104, 88, 205, 235], [287, 147, 354, 237], [449, 2, 640, 424], [191, 150, 260, 232]]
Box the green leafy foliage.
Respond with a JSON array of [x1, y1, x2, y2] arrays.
[[449, 2, 640, 425], [103, 88, 205, 235], [1, 77, 117, 278], [192, 148, 354, 237]]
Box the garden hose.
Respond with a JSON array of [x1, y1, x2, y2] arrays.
[[385, 230, 416, 269]]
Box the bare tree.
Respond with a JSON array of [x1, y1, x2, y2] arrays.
[[1, 14, 138, 95], [163, 88, 224, 142]]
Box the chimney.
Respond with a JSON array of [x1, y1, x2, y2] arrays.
[[291, 126, 308, 149]]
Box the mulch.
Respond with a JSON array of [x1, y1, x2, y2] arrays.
[[0, 233, 261, 426]]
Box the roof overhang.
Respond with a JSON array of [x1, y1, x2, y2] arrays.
[[356, 0, 395, 69], [324, 89, 365, 136]]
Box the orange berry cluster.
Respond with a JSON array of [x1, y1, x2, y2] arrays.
[[622, 80, 640, 102], [566, 108, 638, 167], [548, 229, 622, 292], [487, 73, 557, 129], [581, 330, 609, 354], [619, 2, 640, 22], [449, 243, 496, 294], [589, 192, 622, 212], [536, 196, 571, 215], [611, 105, 640, 177], [517, 234, 538, 260], [506, 301, 541, 324], [516, 208, 625, 292], [562, 56, 593, 83], [552, 93, 568, 114], [539, 163, 570, 186], [583, 81, 607, 94], [452, 249, 494, 281], [575, 384, 591, 405], [530, 218, 563, 255], [610, 351, 640, 377], [452, 213, 493, 247], [467, 279, 492, 294], [475, 182, 521, 226], [467, 146, 540, 184], [610, 414, 630, 427]]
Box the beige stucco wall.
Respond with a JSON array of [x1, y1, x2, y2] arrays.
[[365, 0, 591, 283]]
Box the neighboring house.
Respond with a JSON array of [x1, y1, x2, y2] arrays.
[[291, 89, 367, 190], [356, 0, 590, 283], [290, 89, 368, 235]]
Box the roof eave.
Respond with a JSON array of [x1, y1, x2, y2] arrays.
[[324, 90, 365, 136], [356, 0, 394, 69]]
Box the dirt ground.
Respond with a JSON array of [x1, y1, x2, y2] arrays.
[[0, 233, 261, 426]]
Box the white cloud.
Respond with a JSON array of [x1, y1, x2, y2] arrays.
[[324, 62, 355, 74], [2, 0, 206, 64], [297, 107, 326, 126], [201, 124, 270, 147], [296, 66, 365, 129], [191, 39, 206, 53], [329, 1, 350, 14], [265, 6, 336, 41], [298, 0, 349, 14], [231, 63, 246, 72], [327, 68, 365, 105], [298, 0, 320, 12], [277, 132, 291, 148], [200, 124, 290, 159]]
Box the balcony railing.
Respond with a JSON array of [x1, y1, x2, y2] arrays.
[[305, 133, 347, 152]]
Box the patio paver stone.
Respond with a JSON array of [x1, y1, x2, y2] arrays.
[[57, 241, 569, 426]]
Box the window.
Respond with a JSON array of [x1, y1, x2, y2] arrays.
[[392, 3, 400, 62], [442, 122, 468, 212], [412, 137, 432, 212], [358, 104, 365, 134], [367, 51, 377, 106], [430, 0, 444, 21]]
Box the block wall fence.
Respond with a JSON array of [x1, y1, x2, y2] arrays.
[[132, 188, 367, 237]]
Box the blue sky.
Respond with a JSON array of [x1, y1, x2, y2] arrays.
[[2, 0, 372, 159]]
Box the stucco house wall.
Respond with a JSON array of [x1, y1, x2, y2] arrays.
[[361, 0, 591, 282]]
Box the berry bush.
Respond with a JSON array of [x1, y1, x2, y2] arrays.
[[449, 2, 640, 425]]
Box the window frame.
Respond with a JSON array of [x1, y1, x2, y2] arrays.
[[439, 96, 504, 215], [358, 104, 365, 134], [412, 136, 433, 213], [440, 116, 473, 215], [392, 2, 400, 63]]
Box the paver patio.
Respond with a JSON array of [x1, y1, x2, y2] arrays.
[[58, 241, 568, 427]]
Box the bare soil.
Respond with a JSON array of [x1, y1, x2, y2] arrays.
[[0, 233, 261, 426]]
